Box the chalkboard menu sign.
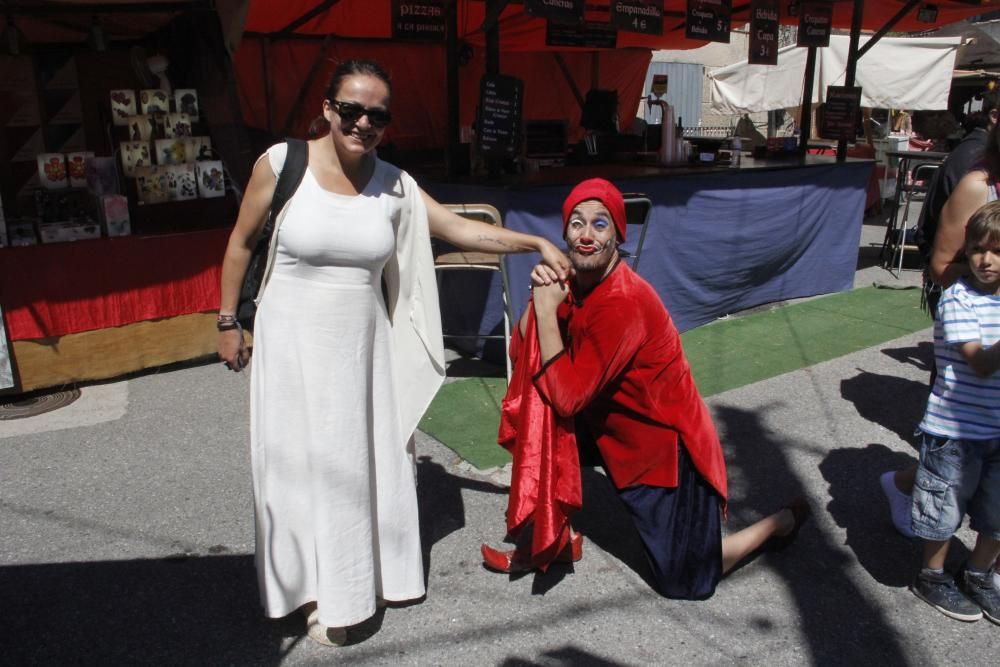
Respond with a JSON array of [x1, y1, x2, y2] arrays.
[[819, 86, 862, 140], [525, 0, 584, 24], [612, 0, 663, 36], [546, 21, 618, 49], [392, 0, 446, 42], [797, 2, 832, 48], [686, 0, 731, 43], [477, 74, 524, 158], [748, 0, 779, 65]]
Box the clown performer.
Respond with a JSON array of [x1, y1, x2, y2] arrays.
[[481, 178, 809, 599]]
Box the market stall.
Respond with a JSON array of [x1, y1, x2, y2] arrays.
[[1, 0, 994, 393]]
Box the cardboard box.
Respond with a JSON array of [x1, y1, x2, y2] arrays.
[[39, 221, 101, 244]]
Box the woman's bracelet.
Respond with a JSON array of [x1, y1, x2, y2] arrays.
[[217, 317, 242, 333]]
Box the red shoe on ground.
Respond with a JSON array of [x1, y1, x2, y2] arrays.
[[481, 531, 583, 573]]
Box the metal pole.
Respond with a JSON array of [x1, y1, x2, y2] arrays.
[[837, 0, 864, 162], [799, 45, 817, 155], [446, 1, 461, 175]]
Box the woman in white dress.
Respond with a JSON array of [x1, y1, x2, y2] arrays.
[[217, 60, 569, 646]]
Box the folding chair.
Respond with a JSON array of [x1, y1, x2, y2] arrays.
[[887, 162, 939, 277], [435, 204, 515, 382], [620, 193, 653, 272]]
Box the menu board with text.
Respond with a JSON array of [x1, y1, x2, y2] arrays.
[[797, 2, 833, 48], [392, 0, 446, 42], [525, 0, 584, 23], [819, 86, 862, 140], [686, 0, 731, 43], [477, 74, 524, 158], [748, 0, 779, 65], [612, 0, 663, 36]]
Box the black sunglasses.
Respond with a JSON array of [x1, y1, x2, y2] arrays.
[[330, 100, 392, 129]]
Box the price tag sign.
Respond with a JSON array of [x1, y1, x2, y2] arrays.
[[819, 86, 862, 141], [797, 1, 832, 48], [686, 0, 732, 43], [612, 0, 663, 36], [546, 21, 618, 49], [525, 0, 585, 24], [477, 74, 524, 158], [748, 0, 779, 66], [392, 0, 446, 42]]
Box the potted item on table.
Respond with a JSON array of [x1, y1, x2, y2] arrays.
[[155, 138, 186, 165], [164, 112, 192, 138], [196, 160, 225, 198], [37, 153, 68, 189], [120, 141, 152, 178], [66, 151, 94, 188], [140, 89, 170, 114], [174, 89, 199, 121], [110, 89, 137, 126], [127, 114, 153, 141]]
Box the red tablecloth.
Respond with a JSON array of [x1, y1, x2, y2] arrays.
[[0, 228, 230, 341]]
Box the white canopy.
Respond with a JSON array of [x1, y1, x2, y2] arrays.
[[708, 35, 961, 113]]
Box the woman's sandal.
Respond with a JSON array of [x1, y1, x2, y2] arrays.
[[766, 497, 811, 552], [304, 606, 347, 647]]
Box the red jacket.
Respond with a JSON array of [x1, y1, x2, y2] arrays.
[[517, 260, 728, 501]]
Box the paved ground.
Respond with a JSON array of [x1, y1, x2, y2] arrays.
[[3, 211, 995, 666]]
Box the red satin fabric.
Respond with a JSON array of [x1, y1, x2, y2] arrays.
[[497, 305, 582, 571]]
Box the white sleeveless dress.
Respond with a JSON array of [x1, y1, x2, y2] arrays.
[[250, 146, 432, 628]]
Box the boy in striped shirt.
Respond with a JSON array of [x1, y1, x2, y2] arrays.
[[911, 200, 1000, 624]]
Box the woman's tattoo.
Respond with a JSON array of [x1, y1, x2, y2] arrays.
[[476, 234, 515, 249]]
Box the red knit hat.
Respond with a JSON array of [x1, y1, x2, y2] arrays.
[[561, 178, 627, 242]]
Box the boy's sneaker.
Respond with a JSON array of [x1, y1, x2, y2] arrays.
[[911, 570, 983, 622], [961, 568, 1000, 625], [879, 471, 916, 538]]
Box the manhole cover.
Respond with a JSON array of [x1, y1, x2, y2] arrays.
[[0, 388, 82, 420]]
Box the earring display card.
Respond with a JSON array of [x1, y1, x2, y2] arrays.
[[127, 114, 153, 141], [85, 156, 119, 196], [110, 89, 137, 125], [168, 163, 198, 200], [164, 113, 192, 138], [174, 89, 199, 122], [185, 136, 212, 161], [100, 194, 131, 236], [37, 153, 68, 189], [135, 165, 169, 204], [196, 160, 225, 198], [66, 151, 94, 188], [140, 89, 170, 114], [155, 138, 186, 165], [120, 141, 151, 178]]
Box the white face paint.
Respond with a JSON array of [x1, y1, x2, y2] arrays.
[[565, 200, 619, 275]]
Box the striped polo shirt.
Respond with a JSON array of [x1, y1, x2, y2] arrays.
[[919, 278, 1000, 440]]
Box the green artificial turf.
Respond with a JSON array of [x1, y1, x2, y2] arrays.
[[418, 286, 932, 469]]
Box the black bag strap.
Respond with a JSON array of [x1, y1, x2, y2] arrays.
[[265, 138, 308, 234]]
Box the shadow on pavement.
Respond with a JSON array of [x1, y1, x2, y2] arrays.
[[840, 369, 927, 446], [499, 644, 632, 666], [0, 554, 299, 665], [880, 341, 934, 374], [713, 404, 911, 666], [819, 443, 925, 588], [416, 455, 508, 585]]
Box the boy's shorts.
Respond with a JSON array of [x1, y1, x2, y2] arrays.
[[912, 433, 1000, 541]]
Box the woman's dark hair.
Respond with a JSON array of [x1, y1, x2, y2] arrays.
[[324, 59, 392, 101]]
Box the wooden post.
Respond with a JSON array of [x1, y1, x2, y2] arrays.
[[837, 0, 864, 162]]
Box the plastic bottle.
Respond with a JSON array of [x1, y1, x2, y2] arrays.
[[730, 136, 742, 168]]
